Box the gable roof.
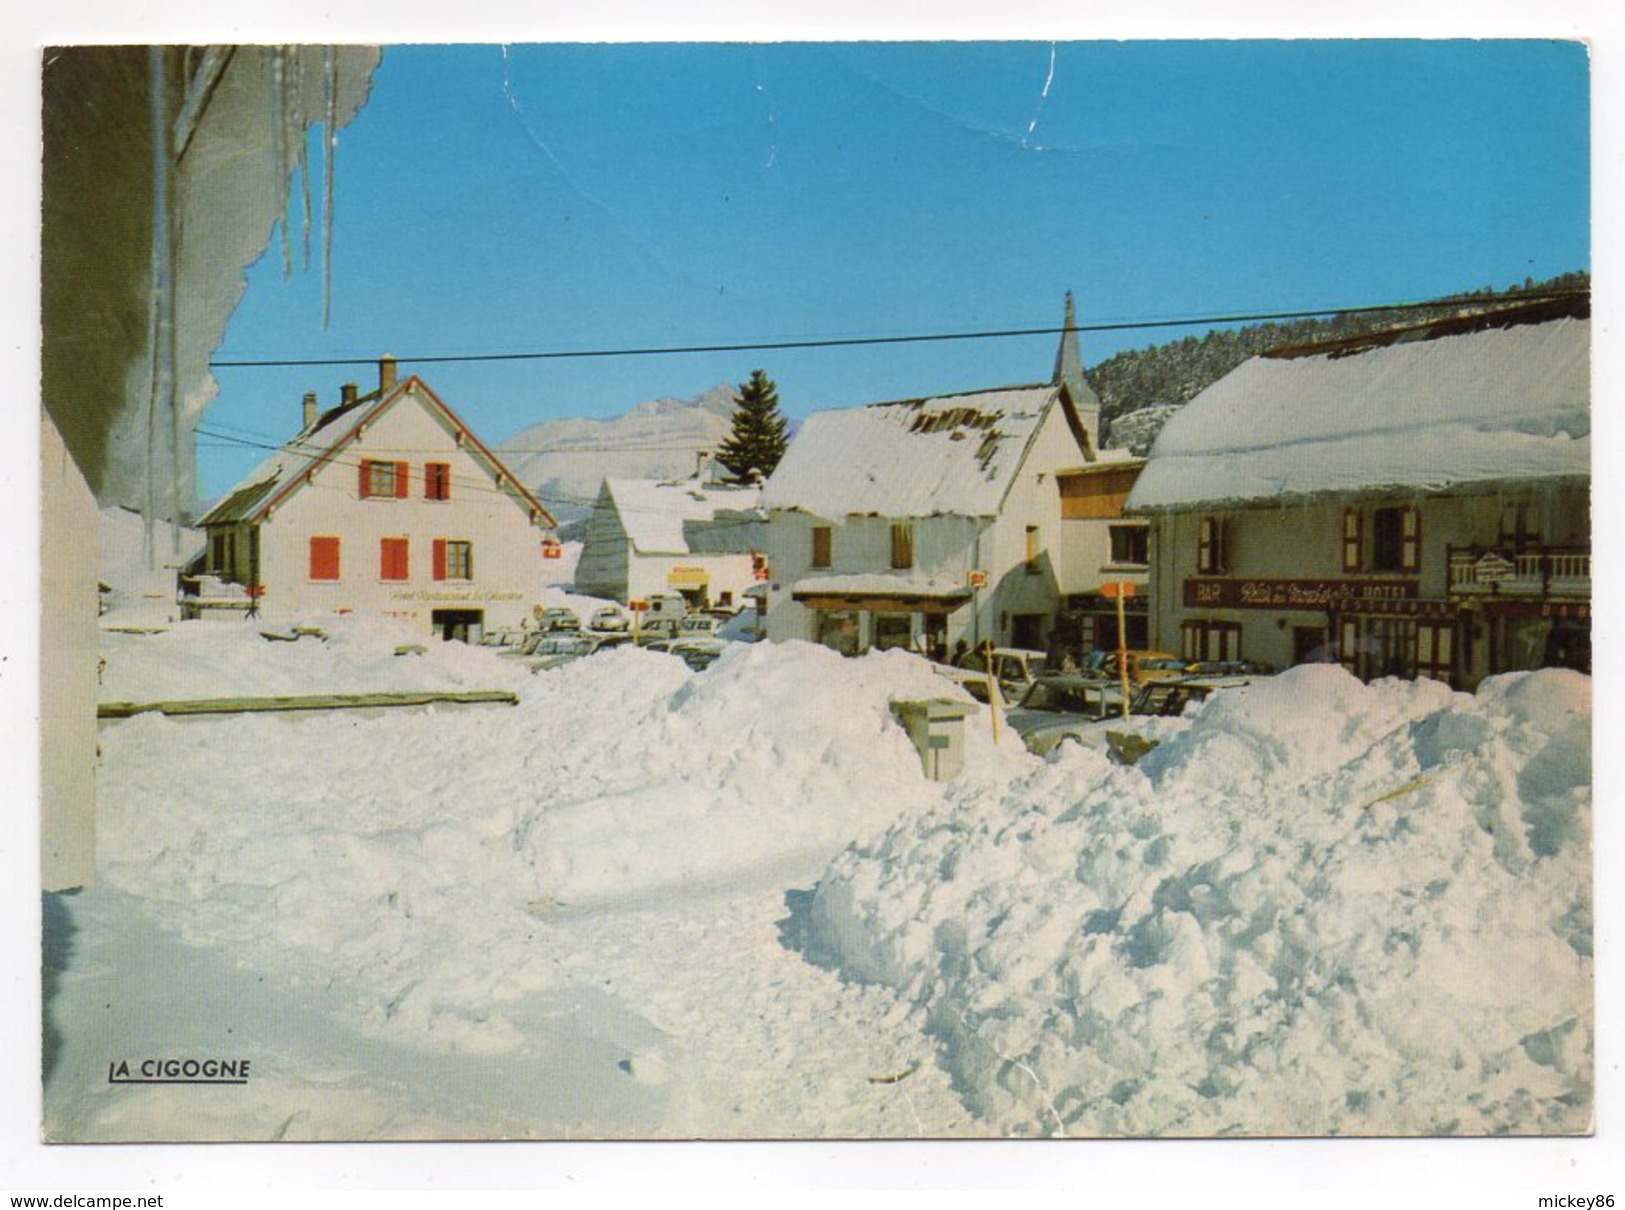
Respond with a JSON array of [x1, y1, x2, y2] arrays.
[[1127, 304, 1589, 512], [603, 477, 765, 555], [762, 384, 1067, 521], [200, 376, 556, 529]]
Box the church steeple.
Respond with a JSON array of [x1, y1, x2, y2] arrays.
[[1053, 290, 1085, 393], [1051, 291, 1102, 462]]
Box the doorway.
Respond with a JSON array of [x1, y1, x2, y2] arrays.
[[432, 608, 484, 643]]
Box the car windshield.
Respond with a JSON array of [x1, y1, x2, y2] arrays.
[[1133, 684, 1209, 716], [1019, 681, 1104, 715]]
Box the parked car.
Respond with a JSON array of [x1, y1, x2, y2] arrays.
[[953, 646, 1049, 701], [515, 631, 602, 671], [1006, 675, 1125, 756], [1098, 649, 1187, 687], [644, 592, 688, 620], [677, 614, 721, 638], [536, 607, 581, 633], [1012, 672, 1264, 757], [590, 605, 630, 633], [477, 627, 528, 650], [670, 637, 728, 671], [633, 617, 683, 645]]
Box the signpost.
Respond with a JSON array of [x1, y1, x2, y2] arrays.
[[628, 598, 648, 641], [1101, 581, 1136, 720]]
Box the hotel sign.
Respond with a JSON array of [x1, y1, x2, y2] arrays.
[[1184, 577, 1418, 610]]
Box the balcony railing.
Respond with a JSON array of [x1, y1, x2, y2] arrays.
[[1446, 544, 1591, 599]]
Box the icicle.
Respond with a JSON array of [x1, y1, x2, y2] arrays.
[[143, 46, 176, 572], [273, 47, 291, 279], [322, 46, 338, 329], [295, 50, 313, 272]]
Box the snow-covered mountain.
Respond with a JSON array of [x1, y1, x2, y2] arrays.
[[497, 384, 739, 530]]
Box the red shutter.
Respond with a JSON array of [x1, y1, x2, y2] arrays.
[[359, 460, 372, 498], [395, 461, 409, 499], [1400, 506, 1422, 573], [381, 538, 409, 581], [433, 538, 447, 582], [309, 537, 340, 581], [1342, 508, 1363, 573]]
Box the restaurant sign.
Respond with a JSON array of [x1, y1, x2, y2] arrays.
[[1184, 577, 1418, 610]]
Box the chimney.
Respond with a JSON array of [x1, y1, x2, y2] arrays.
[[340, 382, 358, 406], [379, 353, 398, 393], [302, 392, 318, 430], [695, 449, 711, 482]]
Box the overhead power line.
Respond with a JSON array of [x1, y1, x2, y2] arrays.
[[209, 290, 1588, 370]]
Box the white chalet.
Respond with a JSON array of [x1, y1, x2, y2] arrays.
[[573, 465, 767, 610], [1127, 296, 1590, 686], [762, 298, 1105, 657], [196, 357, 558, 640]]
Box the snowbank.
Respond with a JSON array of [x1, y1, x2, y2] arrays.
[[97, 506, 201, 630], [98, 612, 534, 703], [809, 665, 1592, 1136], [94, 643, 991, 1063]]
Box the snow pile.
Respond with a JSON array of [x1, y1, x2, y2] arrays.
[[98, 612, 534, 703], [97, 506, 202, 629], [809, 664, 1592, 1136], [95, 643, 985, 1058]]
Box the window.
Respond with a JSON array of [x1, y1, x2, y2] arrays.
[[380, 537, 410, 581], [1024, 525, 1042, 574], [433, 538, 472, 581], [873, 613, 913, 652], [309, 536, 340, 581], [891, 522, 914, 570], [1181, 619, 1241, 663], [1341, 508, 1364, 573], [1347, 504, 1421, 573], [211, 531, 235, 577], [1415, 620, 1454, 683], [815, 609, 860, 656], [1108, 524, 1149, 566], [360, 459, 408, 499], [425, 462, 451, 501], [1197, 516, 1228, 574], [811, 526, 832, 568]]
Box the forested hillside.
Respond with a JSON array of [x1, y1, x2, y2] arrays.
[[1092, 272, 1589, 451]]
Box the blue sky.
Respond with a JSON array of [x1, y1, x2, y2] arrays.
[[201, 39, 1591, 499]]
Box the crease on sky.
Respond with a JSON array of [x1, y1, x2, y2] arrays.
[[1021, 43, 1057, 148], [496, 45, 699, 293], [831, 47, 1170, 158]]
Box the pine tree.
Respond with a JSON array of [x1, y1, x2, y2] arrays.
[[715, 369, 789, 483]]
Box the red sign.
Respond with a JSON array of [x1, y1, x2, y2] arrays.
[[1100, 581, 1136, 599], [628, 599, 649, 612], [1184, 577, 1418, 611]]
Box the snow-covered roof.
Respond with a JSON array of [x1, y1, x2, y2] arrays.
[[790, 572, 973, 601], [200, 377, 555, 529], [1128, 307, 1590, 511], [762, 385, 1061, 520], [606, 477, 764, 555]]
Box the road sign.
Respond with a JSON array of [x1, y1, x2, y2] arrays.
[[1101, 581, 1136, 599], [968, 570, 988, 588], [628, 599, 649, 612]]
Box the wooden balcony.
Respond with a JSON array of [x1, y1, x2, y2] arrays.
[[1446, 545, 1591, 599]]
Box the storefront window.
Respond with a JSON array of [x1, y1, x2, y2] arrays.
[[873, 613, 913, 652], [815, 609, 861, 656]]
